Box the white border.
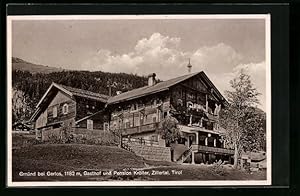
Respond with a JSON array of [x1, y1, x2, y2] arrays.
[[6, 14, 271, 187]]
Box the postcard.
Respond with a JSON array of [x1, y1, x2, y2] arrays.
[[7, 14, 271, 187]]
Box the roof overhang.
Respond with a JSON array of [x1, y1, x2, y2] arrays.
[[107, 87, 169, 105], [75, 109, 105, 124], [30, 83, 74, 122], [29, 107, 41, 122], [199, 72, 228, 104], [35, 82, 73, 109]]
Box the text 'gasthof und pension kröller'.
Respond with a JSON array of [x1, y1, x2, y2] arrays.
[[18, 170, 183, 177]]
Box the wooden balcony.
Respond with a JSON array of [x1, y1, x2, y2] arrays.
[[123, 122, 160, 135], [191, 144, 234, 155]]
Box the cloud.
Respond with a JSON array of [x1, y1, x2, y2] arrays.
[[80, 32, 266, 110], [191, 43, 243, 73], [134, 33, 181, 54], [80, 49, 142, 73], [80, 33, 244, 79]]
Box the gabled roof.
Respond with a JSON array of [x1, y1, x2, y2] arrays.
[[36, 82, 109, 109], [200, 71, 227, 104], [107, 72, 200, 104], [30, 83, 109, 121], [30, 71, 226, 122], [59, 84, 110, 102], [107, 71, 226, 105]]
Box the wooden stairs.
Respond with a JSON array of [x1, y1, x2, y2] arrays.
[[121, 141, 134, 153], [177, 146, 193, 164]]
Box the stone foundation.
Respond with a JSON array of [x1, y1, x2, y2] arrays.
[[128, 143, 171, 162]]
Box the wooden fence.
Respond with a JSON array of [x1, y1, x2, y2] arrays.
[[122, 137, 159, 147]]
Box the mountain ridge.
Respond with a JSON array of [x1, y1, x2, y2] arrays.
[[12, 57, 69, 74]]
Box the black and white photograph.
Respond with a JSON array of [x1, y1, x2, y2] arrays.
[[7, 14, 271, 186]]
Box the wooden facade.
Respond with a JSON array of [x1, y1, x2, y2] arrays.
[[106, 72, 233, 164], [109, 93, 169, 130], [108, 92, 170, 143], [169, 75, 223, 131], [31, 83, 109, 140], [108, 73, 223, 138], [31, 72, 233, 164], [46, 91, 76, 126]]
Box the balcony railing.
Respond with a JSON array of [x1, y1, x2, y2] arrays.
[[123, 122, 160, 135], [191, 144, 234, 155]]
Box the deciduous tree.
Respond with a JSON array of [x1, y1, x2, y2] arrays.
[[158, 115, 182, 147], [219, 70, 263, 169], [12, 87, 33, 123]]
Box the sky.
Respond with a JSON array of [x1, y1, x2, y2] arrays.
[[11, 17, 267, 111]]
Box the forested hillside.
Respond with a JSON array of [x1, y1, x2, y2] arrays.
[[12, 57, 148, 123]]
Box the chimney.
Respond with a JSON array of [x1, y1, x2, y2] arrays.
[[147, 73, 156, 86]]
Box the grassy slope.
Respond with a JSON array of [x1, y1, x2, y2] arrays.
[[12, 144, 266, 182], [13, 144, 146, 170], [12, 144, 147, 181]]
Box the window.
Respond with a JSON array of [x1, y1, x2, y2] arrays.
[[134, 114, 140, 127], [119, 119, 123, 128], [87, 119, 93, 130], [103, 123, 109, 131], [62, 103, 69, 114], [125, 121, 130, 128], [152, 116, 157, 123], [53, 106, 58, 118], [140, 115, 144, 125], [124, 119, 130, 128]]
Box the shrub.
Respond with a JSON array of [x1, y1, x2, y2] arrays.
[[211, 160, 228, 176], [47, 134, 64, 144], [71, 131, 119, 146]]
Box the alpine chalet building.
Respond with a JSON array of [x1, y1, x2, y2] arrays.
[[106, 71, 234, 164], [30, 69, 234, 164]]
